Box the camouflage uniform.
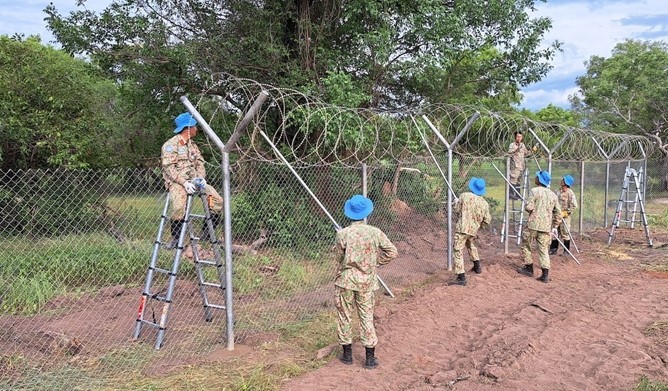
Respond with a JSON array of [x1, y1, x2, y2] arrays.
[[521, 186, 562, 269], [453, 192, 491, 274], [161, 134, 223, 220], [335, 221, 397, 348], [508, 142, 530, 184], [556, 187, 577, 241]]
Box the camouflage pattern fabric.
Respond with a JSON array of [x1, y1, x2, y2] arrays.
[[521, 229, 551, 269], [336, 287, 377, 347], [334, 221, 397, 348], [454, 192, 491, 236], [453, 232, 479, 274], [508, 142, 530, 184], [161, 134, 223, 219], [525, 186, 562, 233], [556, 187, 578, 241], [334, 221, 398, 292], [452, 192, 490, 274]]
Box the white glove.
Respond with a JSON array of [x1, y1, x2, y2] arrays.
[[551, 228, 558, 237], [183, 180, 196, 194], [192, 177, 207, 189]]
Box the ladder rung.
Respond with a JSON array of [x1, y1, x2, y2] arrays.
[[206, 304, 226, 310], [201, 282, 224, 288], [150, 294, 169, 302], [196, 259, 218, 266], [152, 267, 171, 275], [190, 214, 206, 219], [138, 319, 161, 328]]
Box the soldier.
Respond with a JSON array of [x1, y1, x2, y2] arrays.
[[449, 177, 492, 286], [161, 112, 224, 248], [335, 195, 398, 369], [517, 171, 562, 283], [508, 130, 538, 200], [550, 175, 578, 255]]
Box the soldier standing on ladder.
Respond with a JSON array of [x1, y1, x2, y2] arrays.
[[550, 175, 578, 255], [161, 112, 224, 248], [508, 130, 538, 200]]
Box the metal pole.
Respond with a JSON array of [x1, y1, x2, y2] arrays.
[[362, 163, 368, 224], [258, 131, 394, 298], [504, 158, 510, 254], [551, 231, 581, 265], [447, 148, 453, 271], [413, 119, 456, 199], [591, 137, 609, 227], [180, 96, 226, 151], [579, 161, 585, 236], [638, 142, 647, 202], [492, 163, 525, 201], [222, 152, 234, 350]]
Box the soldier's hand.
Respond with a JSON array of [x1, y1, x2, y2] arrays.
[[561, 210, 568, 218], [551, 228, 558, 237], [532, 145, 539, 152], [183, 180, 197, 194]]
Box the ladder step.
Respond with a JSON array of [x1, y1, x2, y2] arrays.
[[196, 259, 219, 266], [190, 214, 207, 219], [201, 282, 225, 289], [152, 267, 172, 275], [137, 319, 161, 328], [205, 303, 226, 310]]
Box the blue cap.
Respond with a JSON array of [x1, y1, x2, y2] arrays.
[[468, 177, 486, 196], [536, 171, 551, 187], [173, 113, 198, 134], [563, 175, 574, 187], [343, 195, 374, 221]]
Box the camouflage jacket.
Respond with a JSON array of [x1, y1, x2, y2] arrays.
[[335, 221, 398, 292], [454, 192, 491, 236], [508, 142, 530, 172], [161, 135, 206, 189], [556, 187, 578, 215], [525, 186, 562, 232]]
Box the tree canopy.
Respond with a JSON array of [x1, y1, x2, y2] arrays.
[[0, 36, 121, 169], [571, 39, 668, 158]]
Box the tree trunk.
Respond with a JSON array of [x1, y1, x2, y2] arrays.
[[661, 154, 668, 192]]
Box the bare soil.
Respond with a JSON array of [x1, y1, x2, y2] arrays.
[[282, 226, 668, 391]]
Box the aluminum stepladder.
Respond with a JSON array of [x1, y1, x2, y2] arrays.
[[133, 192, 227, 349], [607, 167, 653, 247], [501, 168, 529, 245]]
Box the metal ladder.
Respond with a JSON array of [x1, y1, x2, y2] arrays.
[[133, 192, 226, 349], [607, 167, 653, 247], [501, 168, 529, 245]]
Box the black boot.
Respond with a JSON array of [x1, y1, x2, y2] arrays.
[[166, 220, 184, 249], [517, 264, 534, 277], [471, 260, 482, 274], [448, 273, 467, 286], [561, 240, 570, 256], [509, 184, 520, 200], [200, 213, 221, 242], [364, 347, 378, 369], [537, 268, 549, 283], [339, 344, 353, 365], [549, 239, 559, 255]]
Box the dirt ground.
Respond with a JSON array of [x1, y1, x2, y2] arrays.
[[282, 226, 668, 391]]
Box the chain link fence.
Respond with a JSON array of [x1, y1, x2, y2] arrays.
[[2, 152, 666, 389]]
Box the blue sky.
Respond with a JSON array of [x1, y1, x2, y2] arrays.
[[1, 0, 667, 111]]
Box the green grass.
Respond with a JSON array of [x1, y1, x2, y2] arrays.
[[634, 376, 668, 391]]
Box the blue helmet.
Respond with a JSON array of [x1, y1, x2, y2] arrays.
[[536, 170, 551, 187], [468, 177, 486, 196], [563, 175, 574, 187], [173, 112, 197, 134]]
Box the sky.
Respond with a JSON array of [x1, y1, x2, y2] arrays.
[[0, 0, 667, 111]]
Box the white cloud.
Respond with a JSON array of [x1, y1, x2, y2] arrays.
[[521, 86, 581, 111], [520, 0, 668, 110]]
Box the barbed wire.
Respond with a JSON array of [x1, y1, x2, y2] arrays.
[[192, 73, 653, 167]]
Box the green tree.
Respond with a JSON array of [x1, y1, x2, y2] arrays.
[[45, 0, 560, 112], [571, 40, 668, 188], [0, 36, 120, 169]]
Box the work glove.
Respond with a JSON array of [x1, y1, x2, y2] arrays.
[[532, 145, 539, 152], [561, 210, 568, 218], [192, 177, 207, 189], [551, 228, 558, 237], [183, 180, 197, 194]]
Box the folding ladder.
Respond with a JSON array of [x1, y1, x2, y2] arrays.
[[607, 167, 653, 247], [501, 168, 529, 245], [132, 192, 226, 349]]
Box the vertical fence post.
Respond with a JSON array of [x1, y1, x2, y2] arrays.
[[504, 157, 510, 254], [361, 163, 368, 224], [591, 136, 609, 227], [638, 142, 647, 201], [579, 161, 585, 236]]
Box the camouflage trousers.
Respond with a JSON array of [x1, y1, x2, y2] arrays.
[[168, 183, 223, 220], [335, 286, 377, 348], [509, 168, 524, 185], [453, 232, 479, 274], [521, 228, 551, 269], [558, 216, 572, 241]]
